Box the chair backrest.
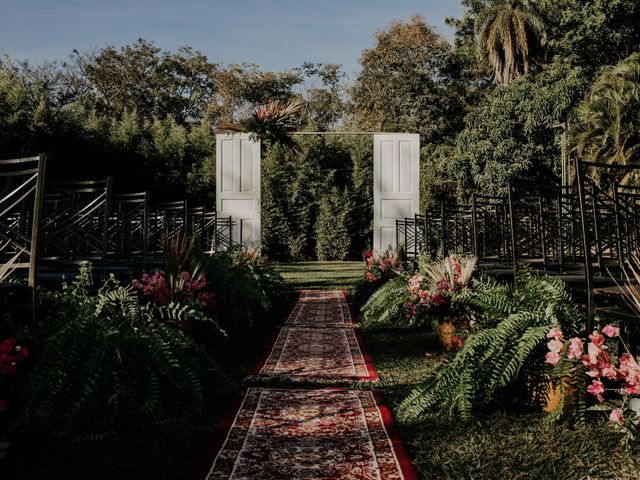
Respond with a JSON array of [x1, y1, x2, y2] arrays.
[[40, 177, 113, 273], [0, 155, 46, 287], [147, 200, 188, 254], [108, 191, 150, 267], [507, 184, 581, 272], [575, 159, 640, 330], [471, 194, 510, 263]]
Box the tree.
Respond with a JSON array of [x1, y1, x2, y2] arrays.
[[298, 62, 346, 130], [573, 53, 640, 167], [351, 15, 464, 144], [476, 0, 545, 85], [446, 61, 586, 195], [208, 63, 302, 123], [74, 40, 217, 124], [537, 0, 640, 72]]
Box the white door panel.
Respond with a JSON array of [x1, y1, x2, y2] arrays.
[[373, 133, 420, 251], [216, 134, 261, 249]]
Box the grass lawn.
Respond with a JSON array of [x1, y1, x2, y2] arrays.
[[275, 261, 364, 290]]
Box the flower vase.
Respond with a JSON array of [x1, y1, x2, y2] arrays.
[[438, 317, 458, 352], [533, 368, 578, 414]]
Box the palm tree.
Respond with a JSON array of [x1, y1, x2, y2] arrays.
[[219, 98, 304, 155], [476, 0, 545, 85], [574, 53, 640, 170]]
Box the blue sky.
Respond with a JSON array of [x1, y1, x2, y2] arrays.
[[0, 0, 463, 74]]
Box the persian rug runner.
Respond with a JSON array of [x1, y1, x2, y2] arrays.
[[298, 289, 346, 303], [286, 289, 354, 328], [197, 388, 418, 480], [255, 326, 377, 380]]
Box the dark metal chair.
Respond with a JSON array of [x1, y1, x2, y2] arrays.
[[40, 178, 113, 277]]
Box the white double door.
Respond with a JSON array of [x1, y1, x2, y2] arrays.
[[215, 132, 420, 252]]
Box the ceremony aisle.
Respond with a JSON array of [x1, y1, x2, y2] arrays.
[[196, 290, 417, 480]]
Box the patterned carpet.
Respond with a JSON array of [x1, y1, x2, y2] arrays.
[[255, 326, 377, 380], [197, 290, 416, 480]]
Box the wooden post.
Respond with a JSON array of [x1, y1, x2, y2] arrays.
[[471, 194, 478, 258], [611, 180, 625, 275], [101, 176, 113, 278], [539, 196, 548, 267], [557, 192, 565, 274]]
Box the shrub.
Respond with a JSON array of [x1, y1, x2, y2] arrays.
[[200, 247, 286, 329], [17, 266, 230, 438], [315, 187, 351, 261]]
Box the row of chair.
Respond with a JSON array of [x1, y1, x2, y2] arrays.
[[1, 155, 235, 288], [396, 159, 640, 348]]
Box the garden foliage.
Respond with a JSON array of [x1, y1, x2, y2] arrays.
[[18, 266, 230, 438], [398, 273, 581, 422]]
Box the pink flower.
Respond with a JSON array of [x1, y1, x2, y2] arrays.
[[587, 380, 605, 402], [547, 339, 564, 354], [602, 324, 620, 338], [585, 342, 602, 365], [626, 384, 640, 395], [599, 363, 618, 380], [586, 367, 600, 378], [589, 331, 605, 347], [545, 351, 561, 366], [609, 409, 624, 425], [0, 339, 16, 354], [567, 337, 584, 360], [547, 327, 564, 341]]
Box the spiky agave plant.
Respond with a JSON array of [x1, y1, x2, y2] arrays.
[[162, 233, 201, 300], [614, 251, 640, 316], [220, 98, 304, 154]]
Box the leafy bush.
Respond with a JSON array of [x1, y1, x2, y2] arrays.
[[200, 247, 286, 329], [315, 187, 351, 261], [17, 266, 230, 438], [398, 273, 582, 422]]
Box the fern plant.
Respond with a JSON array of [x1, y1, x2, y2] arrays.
[[398, 272, 583, 422], [359, 275, 409, 327], [18, 265, 231, 438]]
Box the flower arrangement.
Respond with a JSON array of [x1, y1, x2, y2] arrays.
[[404, 255, 477, 327], [363, 248, 403, 283], [132, 269, 215, 310], [0, 338, 28, 413], [545, 325, 640, 435]]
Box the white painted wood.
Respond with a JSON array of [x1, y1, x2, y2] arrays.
[[373, 133, 420, 251], [216, 134, 261, 248]]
